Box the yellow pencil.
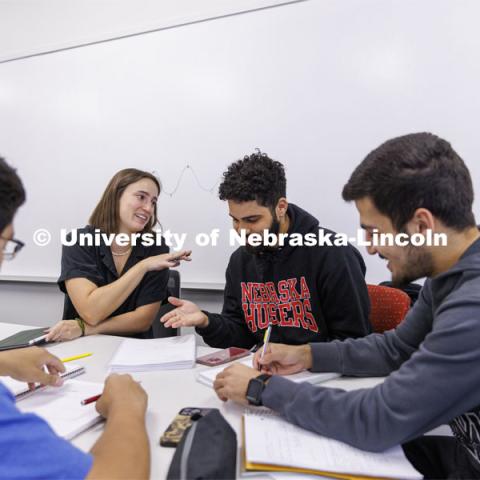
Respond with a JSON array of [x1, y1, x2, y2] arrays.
[[61, 353, 93, 363]]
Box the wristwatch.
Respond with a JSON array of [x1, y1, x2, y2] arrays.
[[246, 373, 272, 406]]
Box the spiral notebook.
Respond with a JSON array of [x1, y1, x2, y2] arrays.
[[243, 412, 421, 480], [1, 363, 85, 399], [1, 365, 103, 440], [16, 379, 104, 440]]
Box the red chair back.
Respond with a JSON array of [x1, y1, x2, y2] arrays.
[[367, 284, 411, 333]]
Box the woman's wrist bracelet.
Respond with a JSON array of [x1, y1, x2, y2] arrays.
[[76, 318, 86, 337]]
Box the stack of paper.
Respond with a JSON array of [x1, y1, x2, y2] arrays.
[[196, 356, 339, 387], [244, 413, 422, 479], [109, 334, 196, 372]]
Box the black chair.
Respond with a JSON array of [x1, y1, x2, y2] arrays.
[[151, 270, 181, 338]]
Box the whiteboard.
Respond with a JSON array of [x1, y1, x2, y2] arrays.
[[0, 0, 299, 63], [0, 0, 479, 288]]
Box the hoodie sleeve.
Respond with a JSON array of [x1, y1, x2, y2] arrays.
[[195, 258, 255, 349], [262, 279, 480, 452], [317, 245, 371, 340], [309, 283, 432, 375]]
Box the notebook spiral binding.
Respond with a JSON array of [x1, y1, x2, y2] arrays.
[[16, 365, 85, 400], [244, 407, 278, 416]]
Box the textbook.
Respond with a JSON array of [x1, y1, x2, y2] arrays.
[[243, 413, 422, 480], [1, 363, 85, 398], [196, 356, 339, 388], [109, 334, 196, 372]]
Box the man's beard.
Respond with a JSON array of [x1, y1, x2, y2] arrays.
[[391, 246, 434, 287], [245, 217, 281, 255]]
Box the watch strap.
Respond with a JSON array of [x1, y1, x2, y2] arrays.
[[246, 373, 272, 406]]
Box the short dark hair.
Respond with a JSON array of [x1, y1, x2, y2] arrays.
[[218, 151, 287, 209], [0, 157, 26, 232], [342, 132, 476, 231]]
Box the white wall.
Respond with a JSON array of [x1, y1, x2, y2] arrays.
[[0, 282, 223, 341], [1, 0, 480, 325]]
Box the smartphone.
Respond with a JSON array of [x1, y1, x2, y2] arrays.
[[160, 407, 212, 447], [196, 347, 250, 366]]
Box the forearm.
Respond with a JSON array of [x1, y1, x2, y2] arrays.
[[199, 265, 254, 348], [86, 308, 155, 336], [87, 410, 149, 480], [197, 313, 255, 348], [311, 297, 431, 376], [76, 262, 147, 324], [310, 331, 413, 376], [264, 304, 480, 452], [0, 352, 12, 376]]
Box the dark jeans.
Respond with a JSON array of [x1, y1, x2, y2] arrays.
[[403, 436, 480, 479]]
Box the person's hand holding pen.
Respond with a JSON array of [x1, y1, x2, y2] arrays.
[[253, 342, 313, 375], [0, 347, 65, 389], [258, 323, 273, 370], [93, 374, 147, 421]]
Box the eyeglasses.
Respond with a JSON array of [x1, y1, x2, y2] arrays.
[[0, 237, 25, 260]]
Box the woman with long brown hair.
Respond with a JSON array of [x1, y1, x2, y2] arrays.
[[46, 168, 190, 341]]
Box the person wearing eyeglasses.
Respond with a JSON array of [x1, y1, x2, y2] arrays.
[[0, 156, 151, 479], [0, 236, 24, 262]]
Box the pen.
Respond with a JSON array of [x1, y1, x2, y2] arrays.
[[61, 353, 93, 363], [81, 381, 140, 405], [28, 334, 48, 346], [81, 393, 101, 405], [259, 323, 272, 370]]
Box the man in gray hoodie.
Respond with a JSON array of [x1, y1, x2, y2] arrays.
[[213, 132, 480, 479]]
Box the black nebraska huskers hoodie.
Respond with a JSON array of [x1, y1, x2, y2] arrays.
[[196, 204, 371, 348]]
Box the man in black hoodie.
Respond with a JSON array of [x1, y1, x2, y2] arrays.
[[161, 152, 371, 347]]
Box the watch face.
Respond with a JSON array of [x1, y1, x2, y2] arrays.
[[246, 378, 264, 406]]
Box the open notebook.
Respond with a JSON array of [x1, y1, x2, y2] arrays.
[[1, 365, 103, 440], [109, 334, 196, 372], [15, 379, 104, 440], [196, 355, 339, 388], [243, 413, 421, 480]]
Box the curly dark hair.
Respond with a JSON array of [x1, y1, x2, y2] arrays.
[[342, 132, 476, 231], [0, 157, 26, 232], [218, 151, 286, 209]]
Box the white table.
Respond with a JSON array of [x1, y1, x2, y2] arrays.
[[0, 322, 448, 479]]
